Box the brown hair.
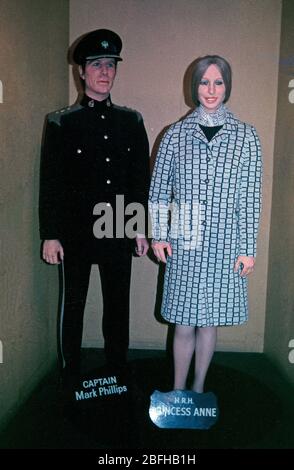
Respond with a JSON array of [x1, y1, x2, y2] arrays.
[[191, 55, 232, 105]]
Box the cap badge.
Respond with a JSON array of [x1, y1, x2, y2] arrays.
[[101, 40, 109, 49]]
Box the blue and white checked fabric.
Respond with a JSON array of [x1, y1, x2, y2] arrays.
[[149, 108, 262, 326]]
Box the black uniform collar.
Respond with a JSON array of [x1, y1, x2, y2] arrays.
[[81, 94, 113, 109]]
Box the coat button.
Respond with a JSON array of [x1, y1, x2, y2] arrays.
[[105, 157, 110, 162], [77, 149, 82, 154], [104, 135, 109, 140], [106, 179, 111, 184], [206, 157, 211, 162], [202, 220, 207, 226], [127, 147, 131, 152], [101, 114, 106, 119], [106, 202, 111, 207]]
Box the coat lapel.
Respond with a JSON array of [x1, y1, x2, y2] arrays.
[[182, 108, 238, 145], [209, 119, 238, 146]]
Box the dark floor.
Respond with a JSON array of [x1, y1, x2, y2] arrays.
[[0, 349, 293, 450]]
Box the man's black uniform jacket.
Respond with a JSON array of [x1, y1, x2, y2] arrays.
[[39, 95, 150, 258]]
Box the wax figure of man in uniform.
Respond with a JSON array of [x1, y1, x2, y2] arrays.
[[39, 29, 150, 382]]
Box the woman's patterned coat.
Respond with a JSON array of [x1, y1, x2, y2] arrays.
[[149, 108, 262, 326]]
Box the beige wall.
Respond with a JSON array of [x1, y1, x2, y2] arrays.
[[0, 0, 69, 429], [69, 0, 281, 352], [264, 0, 294, 385]]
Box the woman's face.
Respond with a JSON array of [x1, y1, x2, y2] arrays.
[[198, 64, 226, 113]]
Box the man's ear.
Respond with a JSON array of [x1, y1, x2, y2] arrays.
[[79, 65, 85, 79]]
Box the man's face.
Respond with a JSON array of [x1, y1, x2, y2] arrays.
[[79, 58, 117, 101]]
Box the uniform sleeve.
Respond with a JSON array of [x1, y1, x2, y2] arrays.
[[128, 113, 150, 236], [39, 117, 64, 240], [238, 126, 262, 257], [130, 113, 150, 203], [148, 128, 175, 241]]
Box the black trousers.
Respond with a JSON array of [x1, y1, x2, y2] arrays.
[[58, 249, 132, 372]]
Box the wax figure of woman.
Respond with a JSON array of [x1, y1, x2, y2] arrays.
[[149, 55, 262, 393]]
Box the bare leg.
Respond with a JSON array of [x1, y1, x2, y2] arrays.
[[173, 324, 195, 390], [192, 326, 217, 393]]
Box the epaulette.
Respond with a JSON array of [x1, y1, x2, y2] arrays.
[[113, 103, 142, 122], [47, 102, 83, 125]]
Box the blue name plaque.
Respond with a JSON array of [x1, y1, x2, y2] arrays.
[[149, 390, 219, 429]]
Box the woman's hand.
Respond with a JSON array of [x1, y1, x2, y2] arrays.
[[234, 255, 255, 277], [42, 240, 64, 264], [151, 241, 172, 263]]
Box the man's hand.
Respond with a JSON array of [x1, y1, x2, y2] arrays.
[[42, 240, 64, 264], [234, 255, 255, 277], [151, 241, 172, 264], [135, 236, 149, 257]]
